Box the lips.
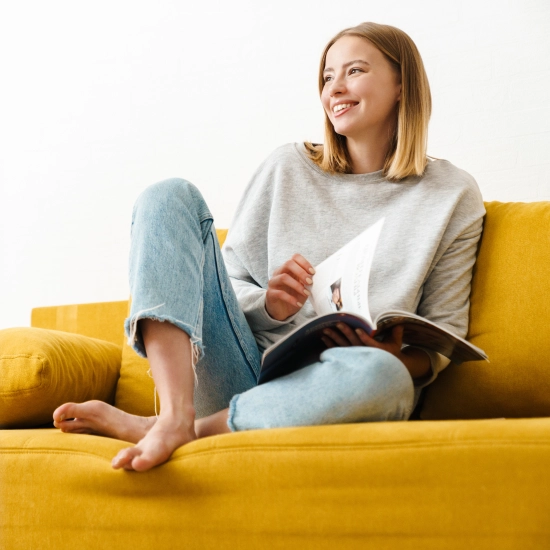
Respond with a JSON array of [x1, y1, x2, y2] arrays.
[[333, 103, 358, 117]]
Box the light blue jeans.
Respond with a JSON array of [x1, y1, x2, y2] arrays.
[[124, 178, 415, 430]]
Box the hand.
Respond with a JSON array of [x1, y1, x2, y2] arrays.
[[321, 323, 432, 379], [265, 254, 315, 321], [321, 323, 405, 358]]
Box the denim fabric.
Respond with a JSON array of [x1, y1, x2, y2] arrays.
[[229, 346, 415, 430], [125, 178, 415, 425]]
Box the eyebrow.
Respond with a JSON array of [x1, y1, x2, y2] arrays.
[[323, 59, 370, 75]]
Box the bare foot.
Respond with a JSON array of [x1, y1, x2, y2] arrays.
[[53, 401, 155, 443], [54, 401, 230, 472], [111, 408, 196, 472]]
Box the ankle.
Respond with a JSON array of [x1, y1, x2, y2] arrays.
[[157, 404, 196, 427], [195, 408, 230, 439]]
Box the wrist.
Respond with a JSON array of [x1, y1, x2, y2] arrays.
[[399, 346, 431, 379], [264, 301, 288, 322], [264, 302, 280, 321]]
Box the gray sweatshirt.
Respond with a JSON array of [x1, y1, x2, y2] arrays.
[[222, 142, 485, 386]]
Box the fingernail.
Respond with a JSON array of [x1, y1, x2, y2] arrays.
[[355, 329, 363, 335], [296, 301, 303, 307], [59, 414, 65, 421], [303, 289, 310, 296], [306, 277, 313, 285], [309, 268, 315, 274]]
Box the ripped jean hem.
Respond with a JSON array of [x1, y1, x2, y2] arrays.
[[124, 308, 202, 387]]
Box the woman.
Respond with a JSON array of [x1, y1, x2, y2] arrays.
[[53, 22, 485, 472]]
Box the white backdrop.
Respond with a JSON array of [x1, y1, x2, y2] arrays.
[[1, 0, 549, 329]]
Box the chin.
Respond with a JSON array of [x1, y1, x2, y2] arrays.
[[333, 127, 355, 139]]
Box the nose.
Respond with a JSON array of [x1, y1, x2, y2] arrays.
[[328, 73, 347, 96]]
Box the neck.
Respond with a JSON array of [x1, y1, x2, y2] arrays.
[[346, 126, 395, 175]]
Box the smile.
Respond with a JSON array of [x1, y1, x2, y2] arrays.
[[333, 103, 358, 116]]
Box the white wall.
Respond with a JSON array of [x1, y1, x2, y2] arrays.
[[1, 0, 549, 329]]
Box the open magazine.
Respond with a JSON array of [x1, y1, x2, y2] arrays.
[[258, 218, 488, 385]]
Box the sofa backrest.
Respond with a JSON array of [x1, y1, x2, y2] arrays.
[[32, 213, 550, 420], [420, 201, 550, 419], [31, 301, 128, 346]]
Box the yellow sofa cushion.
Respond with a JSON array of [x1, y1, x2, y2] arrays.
[[114, 336, 156, 416], [114, 228, 229, 417], [2, 419, 550, 548], [0, 327, 121, 428], [421, 201, 550, 419]]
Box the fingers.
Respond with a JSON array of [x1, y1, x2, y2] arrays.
[[392, 324, 405, 345], [266, 254, 316, 321], [266, 288, 303, 312], [272, 254, 315, 288], [270, 272, 311, 300], [288, 253, 316, 278], [320, 323, 407, 360], [321, 323, 398, 349], [322, 323, 362, 347]]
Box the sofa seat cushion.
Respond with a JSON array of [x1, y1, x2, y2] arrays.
[[2, 419, 550, 549], [0, 327, 121, 428]]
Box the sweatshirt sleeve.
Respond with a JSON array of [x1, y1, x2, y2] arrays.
[[221, 150, 300, 333], [413, 177, 486, 385]]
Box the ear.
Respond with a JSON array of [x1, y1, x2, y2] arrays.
[[396, 83, 402, 102]]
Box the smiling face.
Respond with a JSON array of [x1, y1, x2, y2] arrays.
[[321, 35, 402, 142]]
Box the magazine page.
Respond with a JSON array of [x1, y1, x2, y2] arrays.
[[308, 218, 385, 326]]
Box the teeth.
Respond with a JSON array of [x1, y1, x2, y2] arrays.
[[334, 103, 355, 113]]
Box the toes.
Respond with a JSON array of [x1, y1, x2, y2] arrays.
[[131, 452, 167, 472], [112, 447, 142, 470], [113, 439, 171, 472], [53, 402, 80, 423], [53, 400, 109, 423], [54, 418, 92, 433], [112, 445, 168, 472], [110, 418, 196, 472]]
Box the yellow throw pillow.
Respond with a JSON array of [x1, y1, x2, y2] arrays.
[[114, 338, 156, 417], [421, 201, 550, 419], [0, 327, 121, 428]]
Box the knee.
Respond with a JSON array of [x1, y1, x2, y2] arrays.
[[133, 178, 209, 220], [320, 347, 415, 421], [320, 346, 412, 387]]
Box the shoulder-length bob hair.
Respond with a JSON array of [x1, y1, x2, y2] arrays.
[[305, 22, 431, 181]]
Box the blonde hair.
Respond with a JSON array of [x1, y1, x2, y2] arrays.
[[305, 22, 431, 181]]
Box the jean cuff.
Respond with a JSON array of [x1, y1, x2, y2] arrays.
[[124, 311, 202, 359], [227, 394, 241, 432]]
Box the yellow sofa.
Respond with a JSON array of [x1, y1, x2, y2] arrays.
[[2, 202, 550, 549]]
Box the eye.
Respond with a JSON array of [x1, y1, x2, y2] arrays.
[[349, 67, 363, 75], [323, 75, 333, 83]]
